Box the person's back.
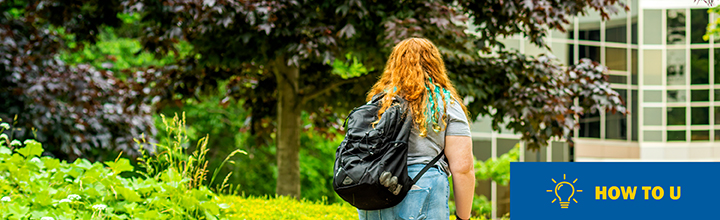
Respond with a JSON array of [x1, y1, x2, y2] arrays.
[[358, 38, 475, 220]]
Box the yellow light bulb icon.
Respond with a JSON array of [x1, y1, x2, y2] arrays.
[[547, 174, 582, 208], [555, 181, 574, 208]]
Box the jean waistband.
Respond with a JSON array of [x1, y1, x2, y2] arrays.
[[407, 163, 441, 171]]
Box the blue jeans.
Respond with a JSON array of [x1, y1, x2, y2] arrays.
[[358, 164, 450, 220]]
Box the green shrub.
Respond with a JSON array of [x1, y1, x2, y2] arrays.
[[58, 20, 191, 75], [220, 194, 498, 220], [157, 96, 344, 203], [449, 179, 494, 219], [475, 144, 519, 186], [299, 111, 344, 203], [0, 114, 240, 219], [220, 195, 357, 219], [154, 93, 278, 197], [449, 144, 519, 219]]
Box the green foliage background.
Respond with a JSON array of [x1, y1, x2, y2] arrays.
[[156, 91, 342, 202], [475, 145, 519, 186], [58, 15, 192, 76], [0, 115, 354, 219], [0, 120, 230, 219]]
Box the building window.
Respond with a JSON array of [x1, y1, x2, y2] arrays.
[[606, 47, 628, 71], [644, 130, 662, 142], [714, 48, 720, 84], [667, 49, 686, 86], [691, 9, 710, 44], [606, 89, 627, 140], [632, 23, 638, 44], [690, 49, 709, 85], [579, 20, 601, 41], [667, 9, 687, 45], [472, 140, 492, 161], [691, 130, 710, 141], [644, 50, 663, 85], [550, 7, 720, 145], [631, 49, 639, 84], [579, 111, 601, 138], [667, 90, 687, 102], [606, 22, 627, 43], [667, 130, 686, 141], [631, 90, 639, 141], [579, 45, 601, 62], [691, 90, 710, 102], [667, 107, 686, 126], [691, 107, 709, 125], [644, 107, 663, 126], [644, 90, 662, 102], [644, 9, 663, 44], [609, 74, 627, 84]]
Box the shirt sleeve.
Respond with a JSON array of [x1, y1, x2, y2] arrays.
[[445, 99, 471, 137]]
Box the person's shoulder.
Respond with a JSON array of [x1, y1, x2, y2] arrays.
[[446, 97, 464, 111], [444, 97, 471, 136]]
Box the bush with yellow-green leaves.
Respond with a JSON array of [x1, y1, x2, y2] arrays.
[[0, 114, 502, 219], [219, 195, 497, 220], [220, 195, 357, 219], [0, 114, 237, 220]]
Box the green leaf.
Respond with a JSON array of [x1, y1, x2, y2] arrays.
[[16, 140, 43, 158], [104, 158, 134, 174], [33, 190, 53, 206], [123, 202, 138, 215], [42, 157, 61, 170], [201, 200, 220, 218], [7, 203, 29, 219], [204, 210, 219, 220], [160, 168, 182, 183], [331, 53, 372, 79], [73, 159, 93, 170], [117, 187, 143, 202], [0, 146, 10, 155], [141, 210, 161, 219]]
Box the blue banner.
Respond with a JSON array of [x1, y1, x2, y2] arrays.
[[510, 162, 719, 220]]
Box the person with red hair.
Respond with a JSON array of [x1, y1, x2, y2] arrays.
[[359, 38, 475, 220]]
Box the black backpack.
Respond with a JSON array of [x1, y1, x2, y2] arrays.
[[333, 94, 444, 210]]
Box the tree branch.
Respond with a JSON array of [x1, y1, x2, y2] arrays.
[[301, 73, 376, 104], [696, 0, 715, 6]]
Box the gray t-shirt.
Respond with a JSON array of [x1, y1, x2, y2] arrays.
[[407, 98, 471, 175]]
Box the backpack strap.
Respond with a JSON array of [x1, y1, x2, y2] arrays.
[[412, 152, 446, 183]]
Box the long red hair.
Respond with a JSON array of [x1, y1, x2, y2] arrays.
[[367, 38, 469, 137]]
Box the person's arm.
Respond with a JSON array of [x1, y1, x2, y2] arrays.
[[445, 135, 474, 220]]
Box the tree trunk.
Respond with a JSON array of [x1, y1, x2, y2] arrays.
[[274, 58, 301, 198]]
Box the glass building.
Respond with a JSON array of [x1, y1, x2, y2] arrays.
[[471, 0, 720, 217]]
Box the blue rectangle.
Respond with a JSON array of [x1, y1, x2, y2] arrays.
[[510, 162, 720, 220]]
